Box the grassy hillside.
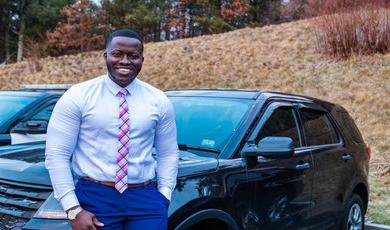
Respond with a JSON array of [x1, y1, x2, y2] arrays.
[[0, 19, 389, 223]]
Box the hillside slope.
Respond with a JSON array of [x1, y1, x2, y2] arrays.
[[0, 19, 389, 221], [1, 20, 388, 162]]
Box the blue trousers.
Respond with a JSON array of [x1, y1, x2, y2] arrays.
[[75, 178, 169, 230]]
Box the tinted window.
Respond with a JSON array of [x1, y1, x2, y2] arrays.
[[0, 96, 37, 126], [257, 107, 300, 148], [31, 104, 55, 121], [300, 109, 338, 146], [169, 97, 254, 152], [337, 112, 364, 143]]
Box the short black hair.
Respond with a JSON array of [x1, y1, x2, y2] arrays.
[[105, 29, 143, 49]]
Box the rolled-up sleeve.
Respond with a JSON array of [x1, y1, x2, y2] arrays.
[[45, 88, 81, 211], [154, 96, 179, 201]]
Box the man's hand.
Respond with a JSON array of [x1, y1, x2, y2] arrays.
[[71, 210, 104, 230]]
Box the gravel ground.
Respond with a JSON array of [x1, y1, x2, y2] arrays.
[[0, 214, 27, 230]]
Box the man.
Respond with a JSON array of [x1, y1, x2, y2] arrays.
[[45, 29, 179, 230]]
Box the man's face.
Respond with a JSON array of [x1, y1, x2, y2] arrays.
[[104, 36, 144, 87]]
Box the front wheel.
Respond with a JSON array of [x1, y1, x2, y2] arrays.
[[341, 194, 365, 230]]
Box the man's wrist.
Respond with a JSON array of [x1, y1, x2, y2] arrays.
[[158, 186, 172, 201], [66, 205, 83, 220], [66, 205, 80, 213], [60, 191, 80, 211]]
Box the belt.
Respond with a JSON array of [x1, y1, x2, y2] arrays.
[[83, 177, 151, 188]]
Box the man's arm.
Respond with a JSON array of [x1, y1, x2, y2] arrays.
[[154, 96, 179, 201], [45, 89, 104, 230], [45, 89, 81, 211]]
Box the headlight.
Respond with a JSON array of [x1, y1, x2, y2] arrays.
[[33, 193, 67, 219]]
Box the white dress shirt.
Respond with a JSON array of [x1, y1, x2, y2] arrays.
[[45, 75, 179, 211]]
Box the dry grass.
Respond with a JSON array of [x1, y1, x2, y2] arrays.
[[0, 18, 389, 223], [368, 169, 390, 224]]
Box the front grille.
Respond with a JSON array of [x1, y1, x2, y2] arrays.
[[0, 181, 52, 219]]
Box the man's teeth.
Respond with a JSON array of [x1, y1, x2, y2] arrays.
[[118, 68, 131, 74]]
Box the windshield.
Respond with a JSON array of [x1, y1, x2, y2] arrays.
[[169, 96, 254, 153], [0, 95, 37, 126]]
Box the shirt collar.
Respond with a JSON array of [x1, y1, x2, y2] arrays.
[[104, 74, 138, 96]]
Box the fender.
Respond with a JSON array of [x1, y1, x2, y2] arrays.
[[174, 209, 239, 230], [343, 175, 369, 210]]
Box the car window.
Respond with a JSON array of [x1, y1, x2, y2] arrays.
[[337, 111, 364, 143], [256, 107, 300, 148], [0, 96, 37, 126], [300, 108, 339, 146], [30, 104, 55, 121], [169, 96, 254, 152]]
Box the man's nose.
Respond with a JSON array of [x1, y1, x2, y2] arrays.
[[119, 55, 131, 64]]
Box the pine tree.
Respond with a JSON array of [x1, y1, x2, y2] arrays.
[[101, 0, 169, 42]]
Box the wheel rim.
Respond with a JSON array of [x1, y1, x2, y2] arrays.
[[347, 203, 363, 230]]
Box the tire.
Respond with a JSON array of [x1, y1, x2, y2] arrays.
[[341, 194, 365, 230]]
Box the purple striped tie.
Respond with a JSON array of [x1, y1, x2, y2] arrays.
[[115, 88, 129, 193]]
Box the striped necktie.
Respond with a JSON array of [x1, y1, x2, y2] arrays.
[[115, 88, 129, 193]]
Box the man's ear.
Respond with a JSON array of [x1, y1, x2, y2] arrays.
[[103, 51, 107, 59]]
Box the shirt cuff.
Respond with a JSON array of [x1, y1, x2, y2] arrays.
[[158, 186, 173, 201], [60, 191, 80, 211]]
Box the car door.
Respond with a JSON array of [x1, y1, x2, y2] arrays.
[[242, 101, 314, 230], [296, 104, 345, 229], [10, 101, 57, 144]]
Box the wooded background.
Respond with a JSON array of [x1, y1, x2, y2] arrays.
[[0, 0, 309, 63]]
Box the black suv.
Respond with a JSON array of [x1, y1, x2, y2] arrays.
[[0, 89, 63, 146], [0, 90, 369, 230]]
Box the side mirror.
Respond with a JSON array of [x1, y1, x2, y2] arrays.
[[242, 136, 294, 159], [11, 120, 48, 134]]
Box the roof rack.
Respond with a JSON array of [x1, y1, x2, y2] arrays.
[[20, 84, 73, 91]]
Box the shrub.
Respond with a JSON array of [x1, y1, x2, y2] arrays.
[[308, 0, 390, 58]]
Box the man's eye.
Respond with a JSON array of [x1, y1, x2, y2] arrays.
[[111, 52, 121, 57], [129, 55, 141, 60]]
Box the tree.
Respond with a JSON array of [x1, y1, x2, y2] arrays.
[[101, 0, 169, 42], [24, 0, 77, 39], [173, 0, 237, 38], [0, 0, 75, 63], [221, 0, 249, 26], [0, 0, 20, 63], [247, 0, 288, 26], [17, 0, 25, 62], [47, 0, 111, 54], [163, 0, 188, 40], [101, 0, 243, 41], [125, 0, 169, 41]]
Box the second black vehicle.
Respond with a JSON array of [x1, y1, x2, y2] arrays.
[[0, 85, 69, 146], [0, 89, 370, 230]]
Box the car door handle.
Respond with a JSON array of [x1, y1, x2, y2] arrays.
[[296, 162, 310, 170], [341, 153, 353, 162], [26, 121, 42, 128]]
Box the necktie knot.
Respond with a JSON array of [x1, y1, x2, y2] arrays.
[[118, 88, 127, 98]]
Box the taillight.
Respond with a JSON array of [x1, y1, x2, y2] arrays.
[[366, 144, 371, 159]]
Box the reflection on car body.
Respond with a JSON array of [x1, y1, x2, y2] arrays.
[[0, 89, 369, 230]]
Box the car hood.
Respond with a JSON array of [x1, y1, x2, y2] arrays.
[[0, 142, 51, 187], [177, 151, 218, 177], [0, 144, 217, 187]]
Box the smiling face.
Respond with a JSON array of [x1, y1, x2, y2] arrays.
[[104, 36, 144, 87]]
